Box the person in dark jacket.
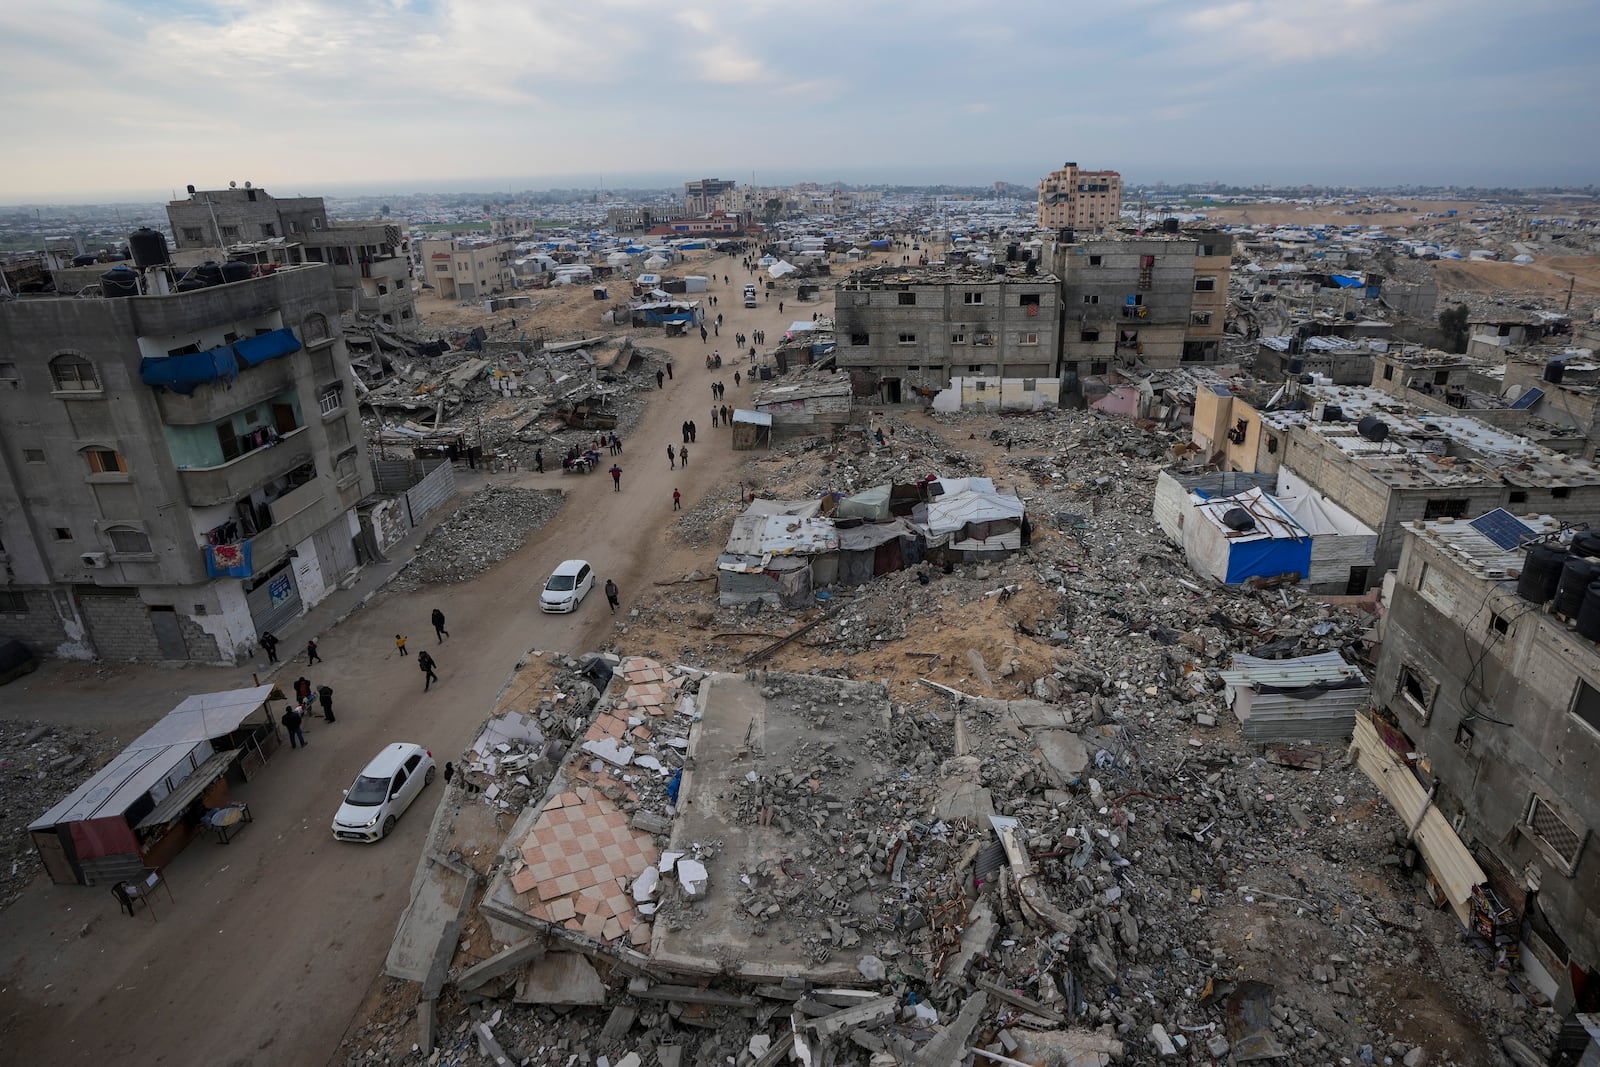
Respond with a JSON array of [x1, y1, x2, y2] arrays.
[[305, 638, 322, 665], [418, 650, 438, 692], [431, 608, 449, 642], [282, 705, 307, 748], [317, 684, 336, 723], [260, 631, 279, 663]]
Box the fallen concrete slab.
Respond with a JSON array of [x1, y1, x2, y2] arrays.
[[514, 951, 607, 1006]]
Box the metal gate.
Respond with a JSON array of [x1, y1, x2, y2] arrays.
[[149, 606, 188, 659], [245, 562, 302, 635]]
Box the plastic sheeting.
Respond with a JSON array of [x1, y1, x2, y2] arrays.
[[233, 328, 302, 366], [139, 346, 240, 395]]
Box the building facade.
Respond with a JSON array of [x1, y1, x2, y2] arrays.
[[1375, 519, 1599, 1011], [167, 186, 415, 330], [0, 263, 375, 664], [1050, 231, 1234, 376], [1037, 163, 1122, 232], [684, 178, 737, 215], [418, 238, 516, 301], [832, 265, 1060, 404]]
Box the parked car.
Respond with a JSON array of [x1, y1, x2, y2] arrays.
[[540, 559, 594, 613], [331, 743, 436, 842]]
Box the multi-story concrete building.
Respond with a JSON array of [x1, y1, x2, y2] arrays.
[[1049, 230, 1233, 375], [166, 186, 415, 330], [1037, 163, 1122, 232], [832, 263, 1060, 403], [684, 178, 736, 215], [1196, 381, 1600, 586], [606, 207, 660, 232], [0, 262, 374, 663], [418, 238, 516, 301], [1374, 516, 1599, 1012]]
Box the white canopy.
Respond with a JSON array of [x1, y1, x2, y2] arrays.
[[768, 260, 797, 278]]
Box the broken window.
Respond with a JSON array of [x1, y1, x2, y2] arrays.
[[1088, 255, 1103, 266], [1194, 278, 1216, 292], [897, 333, 916, 345], [1080, 329, 1099, 343], [182, 227, 204, 243], [108, 527, 150, 554], [23, 448, 44, 463], [1383, 364, 1395, 381], [1020, 293, 1041, 307], [1552, 487, 1571, 499], [221, 225, 240, 242], [0, 591, 25, 612], [260, 223, 277, 239], [1398, 665, 1433, 721], [897, 292, 916, 306], [1490, 612, 1510, 636], [1423, 498, 1469, 520], [1434, 370, 1450, 385], [1082, 295, 1099, 304], [1191, 312, 1212, 326], [1525, 795, 1585, 873], [1089, 361, 1109, 375], [1509, 490, 1527, 504], [850, 332, 869, 346]]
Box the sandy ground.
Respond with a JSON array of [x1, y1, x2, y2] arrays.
[[0, 254, 837, 1067]]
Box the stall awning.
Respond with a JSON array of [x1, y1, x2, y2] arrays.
[[234, 328, 302, 366], [134, 749, 243, 830]]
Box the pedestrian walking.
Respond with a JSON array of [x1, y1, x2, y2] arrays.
[[713, 322, 719, 336], [711, 406, 719, 429], [282, 704, 307, 748], [700, 324, 707, 342], [655, 368, 665, 389], [432, 607, 449, 641], [535, 448, 544, 473], [688, 420, 697, 443], [673, 487, 682, 511], [667, 443, 676, 469], [679, 445, 689, 467], [443, 761, 455, 784], [778, 301, 783, 313], [306, 638, 321, 664], [610, 464, 623, 490], [611, 432, 622, 454], [260, 630, 279, 663], [395, 633, 409, 657], [721, 404, 730, 425], [665, 357, 674, 380], [605, 578, 620, 613], [418, 650, 438, 692], [681, 421, 690, 445], [317, 684, 336, 723], [734, 371, 741, 387]]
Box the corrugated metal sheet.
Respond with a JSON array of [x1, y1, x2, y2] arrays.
[[405, 460, 456, 524], [723, 515, 838, 556], [1351, 714, 1485, 924], [1221, 652, 1361, 689], [1222, 652, 1368, 743]]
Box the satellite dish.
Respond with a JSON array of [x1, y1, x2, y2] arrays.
[[229, 181, 237, 188], [244, 181, 252, 189]]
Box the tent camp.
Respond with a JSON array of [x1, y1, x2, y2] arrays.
[[29, 686, 282, 885], [834, 518, 922, 586], [717, 513, 838, 607], [768, 260, 798, 278]]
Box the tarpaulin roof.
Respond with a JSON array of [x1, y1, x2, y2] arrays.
[[234, 328, 302, 366], [140, 327, 301, 394], [723, 514, 838, 556], [921, 485, 1024, 537], [744, 498, 821, 519], [768, 260, 797, 277], [129, 685, 275, 751], [837, 517, 918, 551]]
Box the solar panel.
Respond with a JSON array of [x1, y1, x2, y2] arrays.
[[1469, 508, 1537, 551], [1509, 387, 1544, 410]]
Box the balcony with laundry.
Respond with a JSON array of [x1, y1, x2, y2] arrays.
[[167, 392, 312, 507], [200, 461, 327, 578], [143, 326, 303, 425]]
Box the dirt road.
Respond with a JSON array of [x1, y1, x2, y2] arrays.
[[0, 255, 812, 1066]]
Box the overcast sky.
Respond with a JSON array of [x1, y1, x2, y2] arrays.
[[1, 0, 1595, 204]]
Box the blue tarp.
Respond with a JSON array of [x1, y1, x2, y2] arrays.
[[1330, 275, 1363, 288], [1224, 535, 1310, 585], [140, 347, 240, 395], [234, 328, 301, 366]]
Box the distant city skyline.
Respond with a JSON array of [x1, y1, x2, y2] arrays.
[[1, 0, 1596, 204]]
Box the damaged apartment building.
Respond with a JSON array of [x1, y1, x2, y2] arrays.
[[0, 240, 374, 664], [166, 184, 417, 330], [1373, 514, 1600, 1019], [831, 261, 1060, 405]]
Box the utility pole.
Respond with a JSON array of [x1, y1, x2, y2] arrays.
[[1567, 274, 1575, 312]]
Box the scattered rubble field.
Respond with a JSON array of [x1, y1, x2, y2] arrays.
[[391, 485, 565, 589]]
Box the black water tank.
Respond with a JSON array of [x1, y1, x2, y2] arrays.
[[1553, 557, 1600, 617], [1518, 542, 1567, 603], [1322, 404, 1344, 422], [1544, 359, 1566, 384], [193, 261, 224, 287], [1571, 531, 1600, 559], [128, 227, 170, 268], [1578, 582, 1600, 641], [100, 265, 139, 298], [72, 253, 98, 267], [220, 260, 253, 284], [1357, 416, 1389, 442], [1287, 357, 1306, 375], [1163, 217, 1180, 234], [1222, 508, 1256, 532]]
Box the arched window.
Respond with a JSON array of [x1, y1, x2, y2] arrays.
[[50, 352, 100, 391], [107, 527, 151, 554], [302, 312, 330, 344]]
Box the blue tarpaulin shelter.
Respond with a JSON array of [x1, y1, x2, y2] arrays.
[[140, 328, 301, 394]]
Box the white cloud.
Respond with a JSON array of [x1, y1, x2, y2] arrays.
[[691, 44, 764, 84]]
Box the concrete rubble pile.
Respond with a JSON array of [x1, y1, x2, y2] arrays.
[[390, 485, 565, 590], [0, 719, 125, 911]]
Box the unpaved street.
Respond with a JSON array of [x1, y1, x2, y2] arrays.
[[0, 255, 808, 1066]]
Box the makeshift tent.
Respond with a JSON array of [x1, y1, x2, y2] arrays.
[[1274, 489, 1377, 589], [835, 484, 893, 521], [606, 251, 633, 266], [835, 518, 921, 586], [768, 260, 797, 278], [744, 497, 822, 519], [716, 554, 812, 608], [730, 409, 772, 451], [1185, 486, 1310, 585], [915, 477, 1025, 556], [643, 255, 669, 270], [29, 685, 279, 885], [1219, 652, 1368, 743]]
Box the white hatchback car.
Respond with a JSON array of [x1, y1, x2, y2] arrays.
[[331, 743, 436, 842], [540, 559, 595, 613]]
